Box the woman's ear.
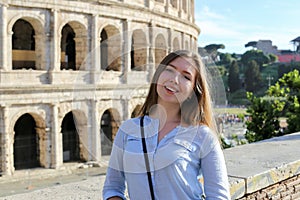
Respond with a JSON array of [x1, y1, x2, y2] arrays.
[[195, 82, 202, 95]]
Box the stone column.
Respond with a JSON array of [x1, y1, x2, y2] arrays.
[[167, 28, 172, 53], [0, 106, 13, 175], [34, 35, 45, 70], [190, 0, 195, 23], [121, 19, 131, 83], [0, 4, 8, 70], [181, 32, 185, 50], [50, 9, 60, 73], [179, 0, 183, 18], [165, 0, 170, 13], [50, 103, 62, 169], [90, 14, 99, 84], [89, 100, 100, 161], [148, 22, 155, 82], [0, 106, 6, 174]]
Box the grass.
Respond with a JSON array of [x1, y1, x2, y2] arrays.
[[214, 107, 247, 115]]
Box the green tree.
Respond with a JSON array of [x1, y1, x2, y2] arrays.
[[218, 53, 232, 66], [268, 70, 300, 133], [278, 64, 290, 78], [228, 60, 241, 93], [246, 70, 300, 143], [244, 60, 262, 92], [268, 54, 278, 63], [204, 44, 225, 54], [241, 50, 270, 68], [245, 41, 258, 48], [204, 44, 225, 63], [245, 92, 284, 143]]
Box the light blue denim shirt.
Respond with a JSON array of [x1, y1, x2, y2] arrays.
[[103, 116, 230, 200]]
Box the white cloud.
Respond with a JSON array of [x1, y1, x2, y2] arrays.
[[194, 2, 300, 53], [198, 6, 225, 20]]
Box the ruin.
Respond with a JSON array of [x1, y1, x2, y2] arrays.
[[0, 0, 199, 175]]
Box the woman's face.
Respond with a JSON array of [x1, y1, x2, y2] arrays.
[[156, 57, 197, 106]]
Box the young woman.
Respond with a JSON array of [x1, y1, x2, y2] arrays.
[[102, 50, 230, 199]]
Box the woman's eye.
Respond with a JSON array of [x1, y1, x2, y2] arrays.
[[184, 75, 191, 80], [165, 68, 173, 72]]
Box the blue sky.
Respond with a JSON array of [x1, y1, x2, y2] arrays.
[[195, 0, 300, 54]]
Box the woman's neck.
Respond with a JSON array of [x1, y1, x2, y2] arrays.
[[149, 102, 181, 125], [149, 102, 181, 142]]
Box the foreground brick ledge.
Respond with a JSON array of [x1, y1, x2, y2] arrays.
[[225, 132, 300, 199]]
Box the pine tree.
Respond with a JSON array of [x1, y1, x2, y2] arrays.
[[244, 60, 262, 92], [228, 60, 241, 92]]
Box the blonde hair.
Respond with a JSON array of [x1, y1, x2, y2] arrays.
[[139, 50, 217, 132]]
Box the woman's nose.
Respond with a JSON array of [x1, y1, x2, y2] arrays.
[[169, 72, 179, 84]]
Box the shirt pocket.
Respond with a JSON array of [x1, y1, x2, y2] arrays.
[[125, 135, 142, 153], [170, 139, 198, 163], [173, 139, 197, 152]]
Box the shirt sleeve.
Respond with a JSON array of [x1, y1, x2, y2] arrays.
[[102, 127, 127, 200], [201, 141, 231, 200]]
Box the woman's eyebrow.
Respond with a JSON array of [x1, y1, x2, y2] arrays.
[[168, 63, 177, 69], [168, 63, 193, 76]]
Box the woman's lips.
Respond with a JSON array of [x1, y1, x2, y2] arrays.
[[164, 85, 178, 94]]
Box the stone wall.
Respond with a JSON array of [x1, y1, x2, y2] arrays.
[[0, 0, 199, 175], [237, 174, 300, 200], [226, 133, 300, 199]]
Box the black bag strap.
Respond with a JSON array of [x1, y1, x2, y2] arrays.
[[140, 116, 155, 200]]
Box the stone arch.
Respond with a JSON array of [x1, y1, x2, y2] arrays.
[[170, 0, 178, 8], [12, 112, 46, 170], [9, 16, 45, 70], [173, 37, 180, 51], [61, 110, 88, 162], [100, 25, 121, 71], [185, 40, 189, 50], [60, 21, 88, 70], [100, 108, 121, 156], [154, 33, 167, 67], [131, 29, 147, 71]]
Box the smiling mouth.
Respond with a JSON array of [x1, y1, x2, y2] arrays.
[[164, 86, 178, 93]]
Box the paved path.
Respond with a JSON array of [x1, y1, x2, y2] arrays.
[[0, 167, 107, 200], [0, 175, 106, 200]]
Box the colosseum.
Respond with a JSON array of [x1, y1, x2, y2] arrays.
[[0, 0, 199, 176]]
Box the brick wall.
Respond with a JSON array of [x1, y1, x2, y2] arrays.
[[236, 173, 300, 200]]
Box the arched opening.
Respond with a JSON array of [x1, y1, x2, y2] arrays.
[[155, 34, 167, 68], [171, 0, 178, 8], [173, 37, 180, 51], [61, 24, 76, 70], [131, 30, 147, 71], [61, 111, 80, 162], [14, 113, 40, 170], [185, 40, 189, 50], [100, 25, 121, 71], [100, 109, 120, 156], [12, 19, 36, 70], [100, 30, 108, 70]]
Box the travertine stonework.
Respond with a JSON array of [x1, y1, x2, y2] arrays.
[[0, 0, 199, 175]]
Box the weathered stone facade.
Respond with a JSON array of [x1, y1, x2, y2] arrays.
[[0, 0, 199, 175]]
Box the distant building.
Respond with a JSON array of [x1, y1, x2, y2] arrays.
[[277, 54, 300, 63], [256, 40, 279, 55], [0, 0, 199, 176], [291, 36, 300, 53], [245, 38, 300, 63], [276, 36, 300, 63]]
